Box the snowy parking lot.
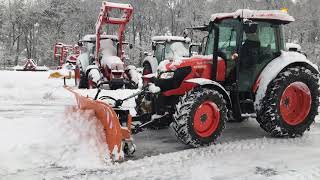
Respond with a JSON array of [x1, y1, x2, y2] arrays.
[[0, 71, 320, 180]]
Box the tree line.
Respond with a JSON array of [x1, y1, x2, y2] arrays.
[[0, 0, 319, 69]]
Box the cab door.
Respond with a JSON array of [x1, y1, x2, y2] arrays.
[[213, 19, 241, 83], [238, 21, 283, 92]]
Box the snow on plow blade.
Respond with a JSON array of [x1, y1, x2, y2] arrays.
[[65, 86, 132, 161]]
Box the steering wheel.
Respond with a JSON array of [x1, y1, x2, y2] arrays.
[[99, 95, 124, 107], [216, 50, 228, 60]]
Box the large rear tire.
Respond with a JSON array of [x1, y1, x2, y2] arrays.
[[78, 71, 88, 89], [256, 66, 319, 137], [171, 88, 228, 147]]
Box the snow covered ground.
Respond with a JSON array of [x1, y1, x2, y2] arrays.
[[0, 70, 320, 180]]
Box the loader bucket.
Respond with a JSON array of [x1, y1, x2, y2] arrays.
[[65, 87, 132, 161]]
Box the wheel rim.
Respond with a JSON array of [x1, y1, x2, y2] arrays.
[[280, 82, 311, 126], [193, 101, 220, 137]]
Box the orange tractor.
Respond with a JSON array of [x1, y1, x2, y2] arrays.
[[67, 9, 319, 161]]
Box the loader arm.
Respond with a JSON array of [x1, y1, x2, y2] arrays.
[[95, 1, 133, 65]]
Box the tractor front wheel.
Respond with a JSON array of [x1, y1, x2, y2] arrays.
[[256, 66, 319, 137], [172, 88, 228, 147]]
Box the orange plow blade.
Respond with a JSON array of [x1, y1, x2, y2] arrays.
[[65, 87, 132, 161]]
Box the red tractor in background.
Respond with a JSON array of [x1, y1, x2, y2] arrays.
[[49, 43, 81, 79], [53, 43, 80, 69], [78, 1, 138, 90]]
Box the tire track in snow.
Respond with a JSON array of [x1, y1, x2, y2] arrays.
[[3, 135, 317, 180]]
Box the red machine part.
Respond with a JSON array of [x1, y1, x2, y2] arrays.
[[280, 82, 311, 125], [162, 57, 226, 96], [54, 43, 80, 66], [95, 1, 133, 64], [193, 101, 220, 137]]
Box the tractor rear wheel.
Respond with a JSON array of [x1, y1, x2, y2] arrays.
[[172, 88, 227, 147], [78, 71, 88, 89], [256, 66, 319, 137]]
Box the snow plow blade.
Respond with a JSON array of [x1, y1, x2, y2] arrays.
[[65, 86, 132, 161], [49, 70, 75, 79]]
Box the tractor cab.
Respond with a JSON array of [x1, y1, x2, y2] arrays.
[[204, 10, 293, 91], [152, 9, 303, 121], [142, 36, 191, 75], [152, 36, 191, 63], [200, 9, 295, 117], [77, 34, 119, 66]]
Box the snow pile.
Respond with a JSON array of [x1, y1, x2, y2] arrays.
[[0, 110, 109, 173], [0, 71, 109, 174], [126, 65, 143, 87], [100, 39, 124, 71], [1, 70, 320, 180], [0, 71, 67, 102]]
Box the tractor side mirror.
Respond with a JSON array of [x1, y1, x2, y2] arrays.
[[189, 43, 202, 56], [244, 21, 258, 34], [77, 41, 83, 47]]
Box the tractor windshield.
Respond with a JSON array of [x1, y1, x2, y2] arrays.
[[154, 41, 189, 63], [155, 43, 165, 63], [204, 19, 239, 57], [164, 41, 189, 60], [99, 39, 118, 56]]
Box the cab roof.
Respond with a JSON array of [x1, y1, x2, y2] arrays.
[[81, 34, 119, 42], [210, 9, 295, 23], [152, 36, 191, 43]]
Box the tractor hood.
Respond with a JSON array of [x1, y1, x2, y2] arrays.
[[158, 54, 213, 73]]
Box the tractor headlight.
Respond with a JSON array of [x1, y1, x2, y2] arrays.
[[159, 72, 174, 79]]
